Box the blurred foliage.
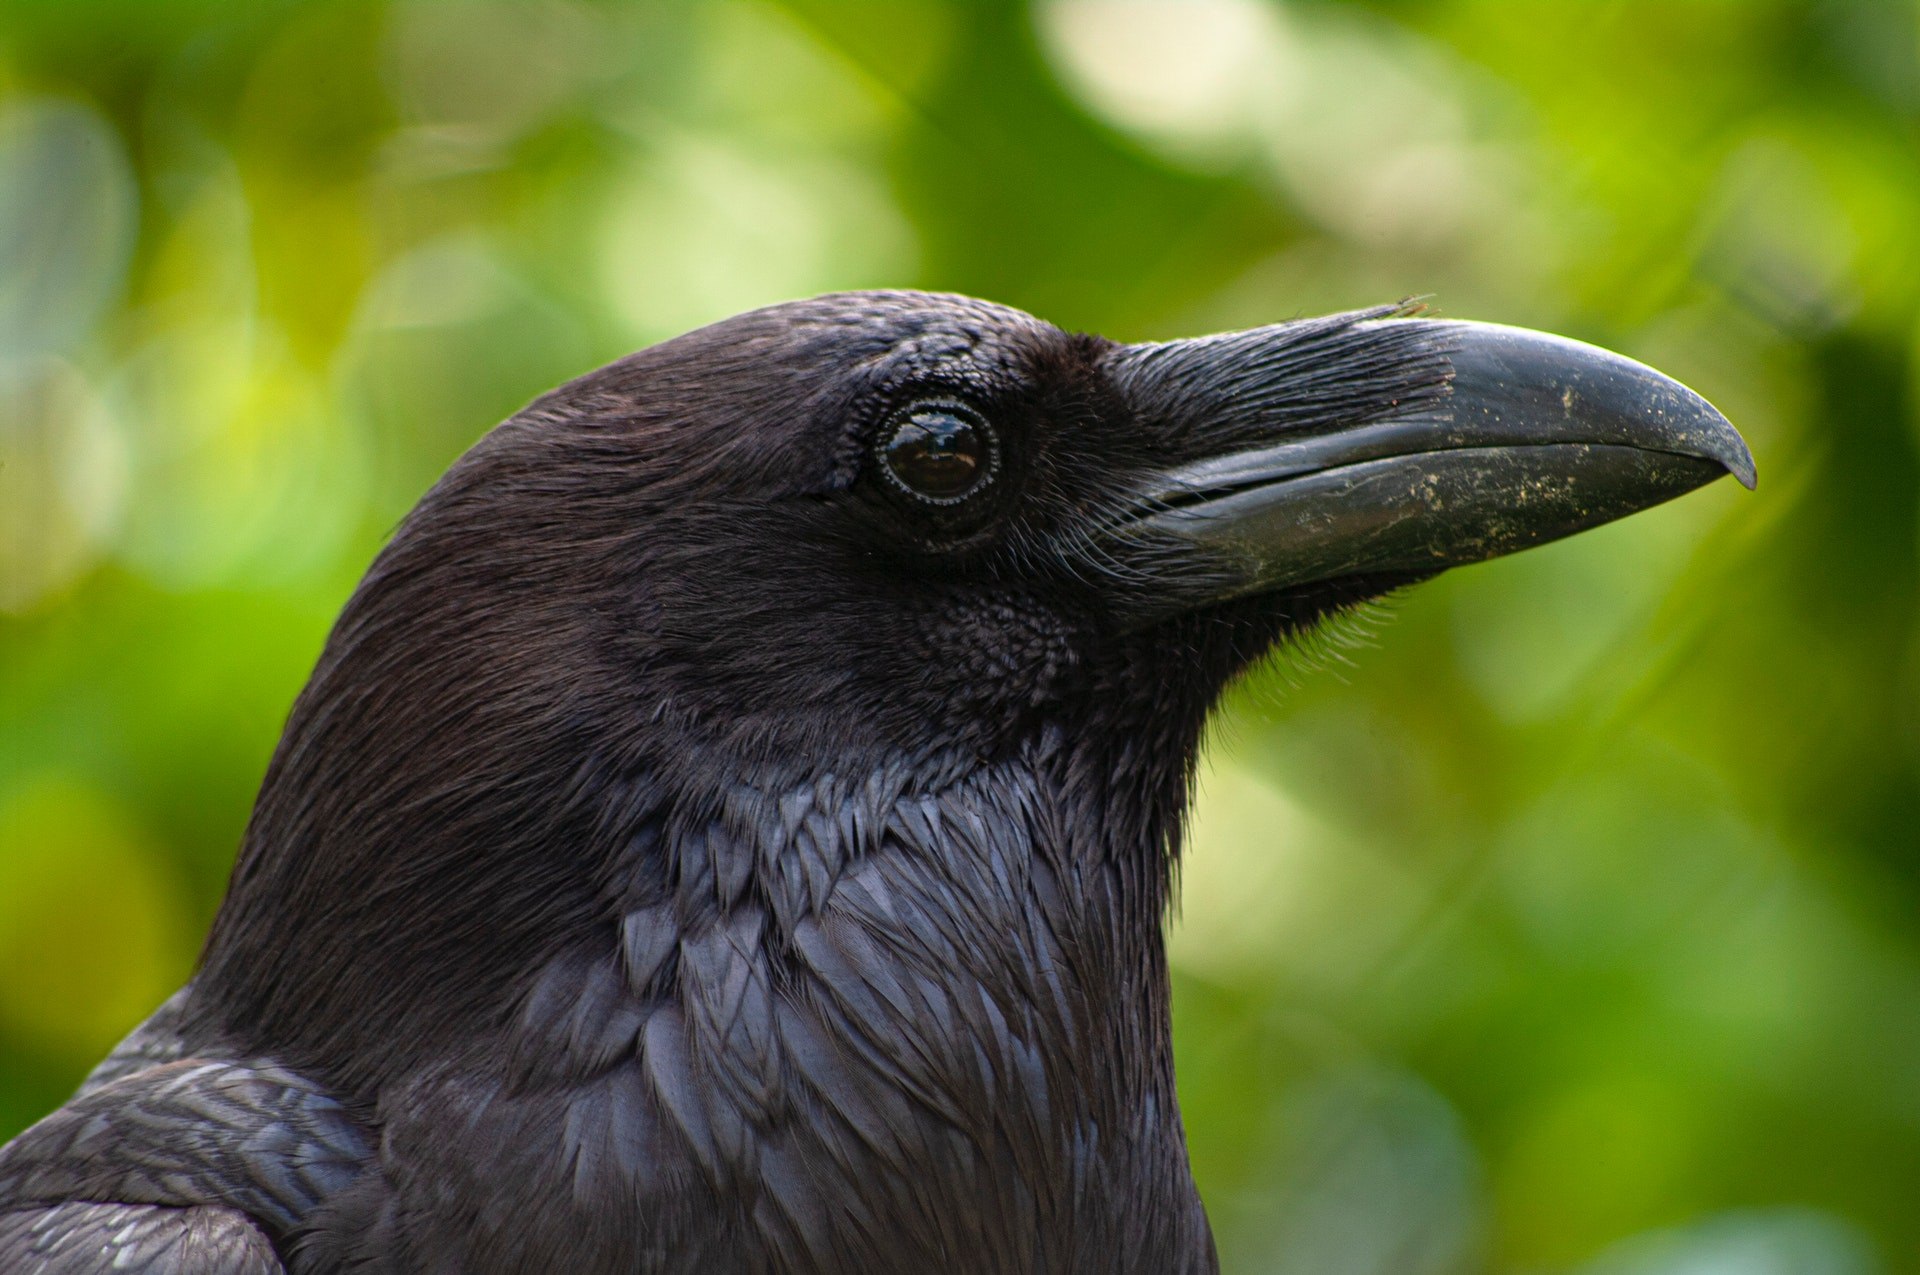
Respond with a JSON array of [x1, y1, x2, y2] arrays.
[[1, 0, 1917, 1270]]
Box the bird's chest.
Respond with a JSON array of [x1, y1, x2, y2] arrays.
[[332, 816, 1213, 1274]]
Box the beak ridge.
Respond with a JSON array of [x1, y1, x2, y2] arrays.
[[1105, 315, 1756, 617], [1423, 320, 1755, 490]]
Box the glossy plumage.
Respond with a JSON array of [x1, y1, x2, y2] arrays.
[[0, 291, 1748, 1273]]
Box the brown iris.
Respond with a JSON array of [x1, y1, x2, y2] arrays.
[[880, 405, 994, 503]]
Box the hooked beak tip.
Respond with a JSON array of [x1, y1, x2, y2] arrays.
[[1422, 318, 1758, 492]]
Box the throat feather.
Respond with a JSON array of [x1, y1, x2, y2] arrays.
[[506, 746, 1178, 1199]]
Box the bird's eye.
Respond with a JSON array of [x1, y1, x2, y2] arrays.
[[879, 404, 996, 504]]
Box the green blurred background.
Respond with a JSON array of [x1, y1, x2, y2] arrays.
[[2, 0, 1917, 1270]]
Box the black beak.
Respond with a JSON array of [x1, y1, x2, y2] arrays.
[[1104, 317, 1755, 619]]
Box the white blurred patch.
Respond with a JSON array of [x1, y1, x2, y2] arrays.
[[361, 234, 518, 329], [1034, 0, 1516, 251], [0, 97, 138, 361], [1580, 1209, 1882, 1275], [597, 1, 917, 343], [0, 359, 127, 613], [1224, 1064, 1485, 1275], [107, 334, 368, 590], [601, 132, 915, 343], [1035, 0, 1285, 168]]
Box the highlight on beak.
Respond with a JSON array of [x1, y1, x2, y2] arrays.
[[1105, 316, 1755, 616]]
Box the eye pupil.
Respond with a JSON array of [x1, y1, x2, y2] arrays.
[[882, 406, 992, 501]]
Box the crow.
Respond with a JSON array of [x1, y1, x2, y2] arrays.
[[0, 292, 1753, 1273]]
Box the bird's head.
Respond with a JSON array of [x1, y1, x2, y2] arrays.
[[334, 291, 1749, 765], [200, 290, 1751, 1080]]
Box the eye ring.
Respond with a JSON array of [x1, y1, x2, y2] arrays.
[[877, 401, 998, 505]]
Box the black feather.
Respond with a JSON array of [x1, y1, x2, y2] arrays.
[[2, 291, 1453, 1274]]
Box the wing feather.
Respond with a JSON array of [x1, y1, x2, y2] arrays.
[[0, 1202, 282, 1274]]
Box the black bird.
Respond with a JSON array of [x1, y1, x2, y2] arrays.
[[0, 292, 1753, 1273]]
